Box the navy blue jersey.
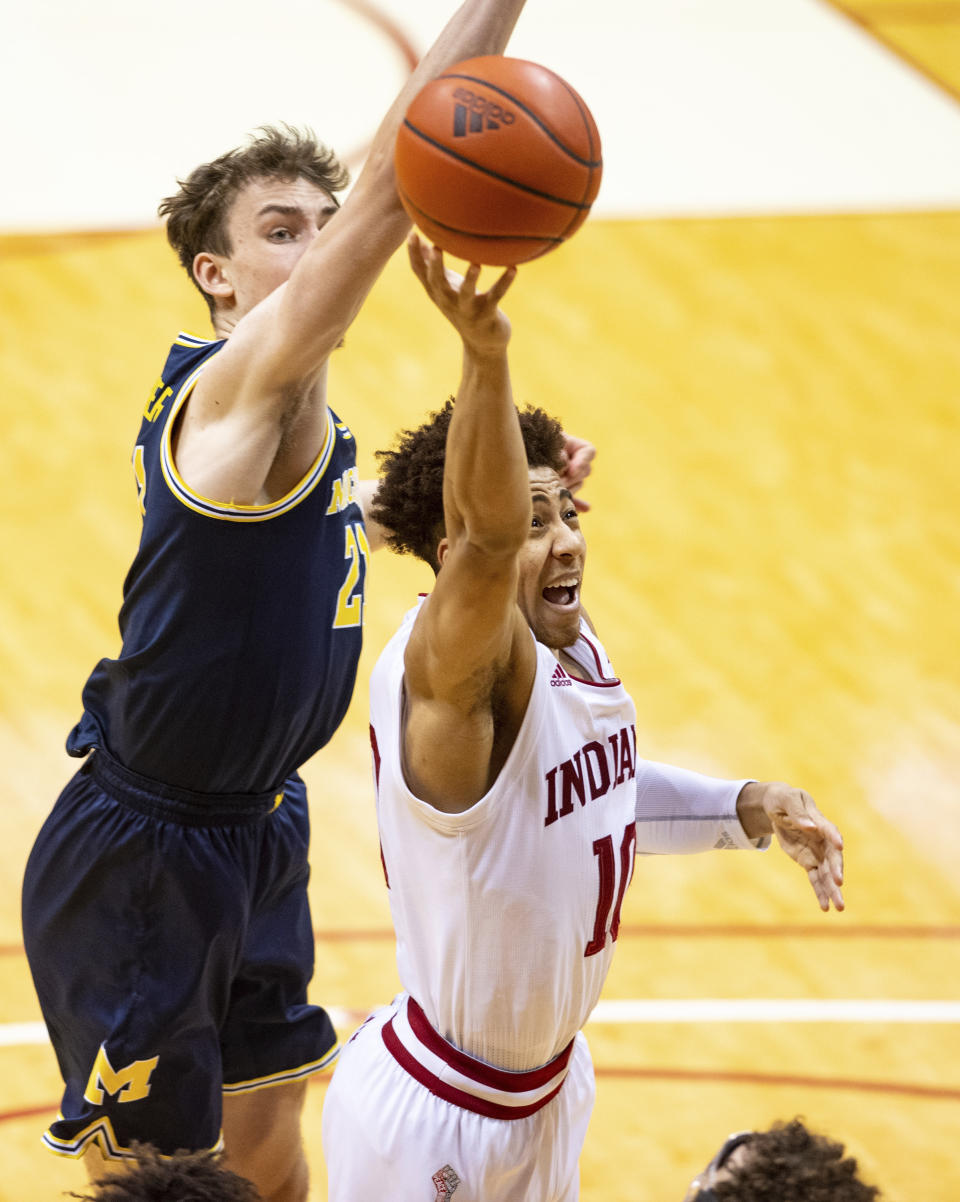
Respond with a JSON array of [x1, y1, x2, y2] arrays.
[[68, 333, 368, 796]]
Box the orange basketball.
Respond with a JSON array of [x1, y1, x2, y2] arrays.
[[395, 55, 602, 266]]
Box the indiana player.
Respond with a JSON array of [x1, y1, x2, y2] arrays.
[[17, 4, 585, 1200], [320, 235, 845, 1202]]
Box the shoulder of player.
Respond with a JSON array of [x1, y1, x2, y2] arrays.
[[196, 288, 287, 383], [403, 595, 532, 712], [184, 304, 323, 435]]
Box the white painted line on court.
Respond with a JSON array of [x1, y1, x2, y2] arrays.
[[3, 1000, 958, 1049], [0, 1023, 49, 1047], [588, 999, 960, 1023], [328, 1007, 356, 1032]]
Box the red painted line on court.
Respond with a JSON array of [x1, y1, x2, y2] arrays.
[[332, 0, 420, 166], [0, 1102, 60, 1122], [6, 1067, 957, 1126], [3, 924, 957, 958], [824, 0, 960, 107], [335, 0, 419, 69], [310, 923, 958, 942], [594, 1065, 960, 1102], [617, 923, 960, 940]]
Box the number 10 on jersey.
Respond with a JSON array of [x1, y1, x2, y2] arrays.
[[585, 822, 637, 957]]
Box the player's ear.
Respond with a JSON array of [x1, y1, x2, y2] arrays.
[[436, 537, 450, 568], [193, 252, 234, 303]]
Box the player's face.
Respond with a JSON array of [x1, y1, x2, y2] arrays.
[[220, 175, 340, 316], [515, 467, 586, 650]]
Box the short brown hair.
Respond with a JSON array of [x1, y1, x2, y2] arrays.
[[158, 124, 350, 316], [371, 398, 566, 572], [69, 1145, 261, 1202]]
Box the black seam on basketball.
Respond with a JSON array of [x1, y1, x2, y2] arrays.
[[555, 76, 599, 163], [402, 120, 590, 210], [398, 185, 562, 246], [437, 72, 603, 168], [553, 76, 602, 227]]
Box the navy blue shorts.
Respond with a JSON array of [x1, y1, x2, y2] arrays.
[[21, 752, 338, 1159]]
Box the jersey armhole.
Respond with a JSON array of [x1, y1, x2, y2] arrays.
[[158, 366, 337, 522]]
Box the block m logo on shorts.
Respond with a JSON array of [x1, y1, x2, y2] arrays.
[[84, 1044, 159, 1105]]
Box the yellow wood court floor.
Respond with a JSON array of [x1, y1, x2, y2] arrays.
[[1, 7, 959, 1200]]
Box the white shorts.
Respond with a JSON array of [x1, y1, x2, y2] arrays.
[[321, 994, 596, 1202]]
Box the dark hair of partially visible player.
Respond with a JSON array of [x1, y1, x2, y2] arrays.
[[158, 123, 350, 316], [68, 1145, 262, 1202], [370, 398, 566, 572], [709, 1119, 881, 1202]]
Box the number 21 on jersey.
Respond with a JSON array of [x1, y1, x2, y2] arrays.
[[333, 521, 370, 629]]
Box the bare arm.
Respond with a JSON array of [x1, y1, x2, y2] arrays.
[[179, 0, 529, 504], [360, 428, 595, 551], [401, 236, 536, 813], [357, 480, 389, 553]]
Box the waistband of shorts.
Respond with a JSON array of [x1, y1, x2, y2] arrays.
[[86, 750, 287, 826], [381, 994, 574, 1121]]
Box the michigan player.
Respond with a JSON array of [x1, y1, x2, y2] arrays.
[[16, 4, 575, 1200], [320, 236, 845, 1201]]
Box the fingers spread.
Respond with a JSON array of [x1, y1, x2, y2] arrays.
[[487, 264, 517, 305]]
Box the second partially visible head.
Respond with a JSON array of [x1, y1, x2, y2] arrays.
[[372, 400, 586, 649], [158, 124, 350, 326], [683, 1119, 882, 1202]]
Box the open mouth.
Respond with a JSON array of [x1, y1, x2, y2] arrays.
[[541, 582, 580, 608]]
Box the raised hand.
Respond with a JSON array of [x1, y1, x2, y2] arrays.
[[560, 432, 596, 512], [407, 233, 517, 355]]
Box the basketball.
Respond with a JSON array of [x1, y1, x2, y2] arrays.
[[394, 55, 602, 266]]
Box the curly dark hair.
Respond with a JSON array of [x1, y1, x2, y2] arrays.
[[158, 124, 350, 317], [69, 1145, 262, 1202], [710, 1119, 880, 1202], [370, 398, 566, 572]]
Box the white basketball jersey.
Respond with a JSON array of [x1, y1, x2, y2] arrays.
[[369, 597, 638, 1073]]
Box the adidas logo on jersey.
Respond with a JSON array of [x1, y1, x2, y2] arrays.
[[551, 663, 572, 687], [452, 87, 516, 137]]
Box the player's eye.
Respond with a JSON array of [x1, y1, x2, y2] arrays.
[[268, 227, 294, 241]]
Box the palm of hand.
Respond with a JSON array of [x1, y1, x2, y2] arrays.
[[766, 788, 845, 912]]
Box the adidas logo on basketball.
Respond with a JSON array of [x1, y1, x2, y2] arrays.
[[452, 86, 516, 137], [551, 663, 572, 687]]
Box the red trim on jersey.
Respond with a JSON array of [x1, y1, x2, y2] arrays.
[[405, 996, 573, 1091], [369, 723, 382, 791], [382, 1020, 566, 1120], [566, 673, 622, 688], [566, 631, 622, 688]]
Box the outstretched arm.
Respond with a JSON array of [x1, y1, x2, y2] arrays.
[[180, 0, 530, 504], [635, 762, 844, 912], [402, 236, 535, 813]]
